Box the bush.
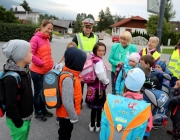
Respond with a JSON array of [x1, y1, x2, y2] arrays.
[[53, 31, 60, 36], [0, 23, 38, 42], [105, 29, 111, 35]]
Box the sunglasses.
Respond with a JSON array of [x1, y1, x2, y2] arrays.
[[84, 26, 92, 29]]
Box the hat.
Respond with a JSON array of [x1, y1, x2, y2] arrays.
[[156, 60, 166, 71], [125, 68, 145, 91], [2, 39, 30, 63], [65, 47, 86, 71], [129, 52, 140, 63], [82, 18, 94, 26]]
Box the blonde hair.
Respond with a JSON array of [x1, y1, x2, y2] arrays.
[[120, 31, 132, 44], [149, 36, 159, 45], [66, 42, 77, 49]]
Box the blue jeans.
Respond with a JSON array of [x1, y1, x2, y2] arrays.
[[111, 71, 116, 95], [31, 71, 46, 114]]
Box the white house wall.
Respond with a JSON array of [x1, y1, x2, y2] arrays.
[[14, 13, 39, 24], [112, 27, 147, 35], [67, 28, 73, 34]]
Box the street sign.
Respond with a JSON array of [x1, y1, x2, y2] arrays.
[[147, 0, 160, 14]]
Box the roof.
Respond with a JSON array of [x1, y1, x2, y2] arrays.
[[170, 21, 180, 31], [51, 20, 74, 29], [110, 16, 147, 27], [12, 5, 25, 12]]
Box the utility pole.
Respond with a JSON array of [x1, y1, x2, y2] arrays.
[[156, 0, 166, 52]]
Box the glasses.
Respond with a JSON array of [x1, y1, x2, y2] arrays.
[[84, 26, 92, 29], [97, 50, 105, 53]]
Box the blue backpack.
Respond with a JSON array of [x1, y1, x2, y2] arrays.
[[150, 69, 171, 93], [0, 71, 21, 117], [143, 89, 169, 128], [100, 94, 151, 140]]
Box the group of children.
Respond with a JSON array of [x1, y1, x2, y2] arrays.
[[1, 35, 180, 140]]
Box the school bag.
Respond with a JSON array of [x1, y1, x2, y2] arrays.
[[100, 94, 151, 140], [143, 89, 169, 128], [150, 69, 171, 94], [0, 71, 21, 117], [80, 54, 101, 83], [114, 63, 124, 83], [42, 69, 74, 109]]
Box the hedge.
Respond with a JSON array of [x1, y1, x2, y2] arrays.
[[0, 23, 38, 42]]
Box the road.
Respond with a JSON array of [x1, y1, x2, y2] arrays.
[[0, 36, 173, 140]]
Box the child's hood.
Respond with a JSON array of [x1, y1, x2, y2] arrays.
[[123, 91, 143, 100]]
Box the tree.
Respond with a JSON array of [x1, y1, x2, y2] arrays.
[[146, 15, 173, 36], [97, 9, 105, 32], [0, 6, 20, 23], [104, 7, 114, 29], [164, 0, 176, 22], [113, 14, 125, 23], [20, 0, 32, 11]]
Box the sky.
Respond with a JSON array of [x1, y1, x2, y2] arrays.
[[12, 0, 180, 21]]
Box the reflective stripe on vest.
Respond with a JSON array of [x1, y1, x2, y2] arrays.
[[76, 33, 98, 54], [168, 49, 180, 78], [142, 48, 160, 60]]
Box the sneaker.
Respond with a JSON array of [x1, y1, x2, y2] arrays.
[[56, 117, 60, 125], [89, 123, 95, 132], [35, 112, 47, 122], [95, 126, 100, 132], [166, 129, 173, 135], [43, 110, 53, 117]]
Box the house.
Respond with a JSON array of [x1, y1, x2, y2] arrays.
[[51, 19, 74, 34], [12, 5, 40, 24], [170, 21, 180, 31], [110, 16, 147, 35]]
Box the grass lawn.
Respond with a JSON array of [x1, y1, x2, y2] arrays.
[[161, 49, 174, 54]]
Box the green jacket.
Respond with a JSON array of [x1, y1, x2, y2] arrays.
[[108, 43, 137, 72]]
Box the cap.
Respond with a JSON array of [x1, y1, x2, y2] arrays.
[[129, 52, 140, 63], [82, 18, 94, 26]]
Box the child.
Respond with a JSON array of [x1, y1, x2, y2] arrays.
[[2, 40, 33, 140], [85, 42, 109, 132], [155, 60, 172, 75], [56, 47, 86, 140], [139, 36, 160, 68], [115, 52, 140, 95], [57, 41, 77, 64], [123, 68, 153, 140], [169, 79, 180, 139]]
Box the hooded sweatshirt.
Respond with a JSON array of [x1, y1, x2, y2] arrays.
[[3, 60, 33, 128]]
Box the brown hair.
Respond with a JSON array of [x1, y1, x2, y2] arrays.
[[66, 42, 77, 49], [92, 42, 106, 56], [34, 20, 53, 33], [141, 54, 155, 67]]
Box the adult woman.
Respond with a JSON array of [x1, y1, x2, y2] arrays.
[[30, 20, 54, 122], [108, 31, 137, 94]]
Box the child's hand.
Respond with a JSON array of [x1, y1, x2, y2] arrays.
[[174, 80, 180, 89]]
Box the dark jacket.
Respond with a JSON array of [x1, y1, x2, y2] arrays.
[[3, 60, 33, 128], [169, 87, 180, 124]]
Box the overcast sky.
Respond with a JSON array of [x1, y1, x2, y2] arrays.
[[13, 0, 180, 21]]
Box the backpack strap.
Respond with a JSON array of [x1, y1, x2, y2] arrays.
[[2, 71, 21, 87]]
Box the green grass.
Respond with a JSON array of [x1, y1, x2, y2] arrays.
[[161, 49, 174, 54]]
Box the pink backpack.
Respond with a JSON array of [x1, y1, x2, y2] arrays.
[[80, 54, 100, 83]]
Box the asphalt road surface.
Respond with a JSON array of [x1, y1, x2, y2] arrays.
[[0, 36, 173, 140]]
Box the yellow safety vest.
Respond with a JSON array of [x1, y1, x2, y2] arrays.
[[168, 49, 180, 78], [142, 48, 161, 61], [76, 33, 98, 54]]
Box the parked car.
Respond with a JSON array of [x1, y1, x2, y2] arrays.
[[96, 33, 104, 40], [112, 35, 120, 42]]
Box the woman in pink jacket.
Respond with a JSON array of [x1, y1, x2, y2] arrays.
[[30, 20, 54, 122]]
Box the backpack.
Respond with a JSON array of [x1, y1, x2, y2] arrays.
[[0, 71, 21, 117], [150, 69, 171, 94], [42, 69, 74, 109], [100, 94, 151, 140], [80, 54, 101, 83], [114, 63, 124, 83], [143, 89, 169, 128]]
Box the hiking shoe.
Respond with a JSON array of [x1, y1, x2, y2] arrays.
[[43, 110, 53, 117], [167, 129, 173, 135], [89, 123, 95, 132], [35, 112, 47, 122], [95, 126, 100, 132]]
